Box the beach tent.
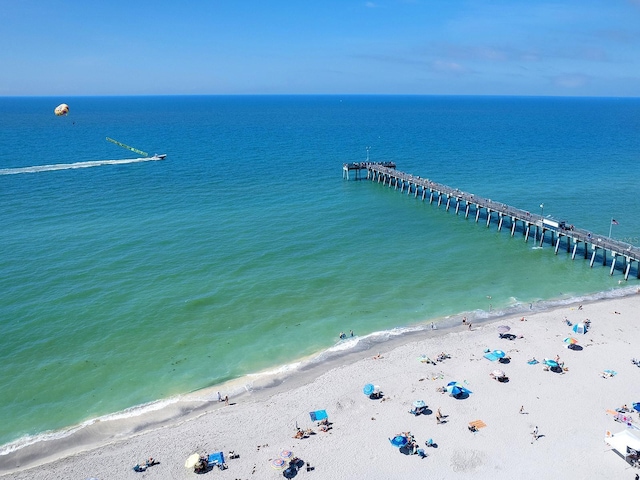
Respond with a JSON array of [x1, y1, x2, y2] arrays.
[[573, 323, 587, 334], [207, 452, 225, 469], [605, 430, 640, 461]]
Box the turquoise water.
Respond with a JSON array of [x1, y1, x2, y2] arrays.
[[1, 95, 639, 453]]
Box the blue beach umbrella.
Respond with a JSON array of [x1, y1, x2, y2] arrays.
[[544, 359, 558, 368], [389, 435, 409, 448], [493, 350, 506, 358], [363, 384, 375, 396], [573, 323, 587, 334], [446, 381, 472, 397], [446, 384, 463, 396]]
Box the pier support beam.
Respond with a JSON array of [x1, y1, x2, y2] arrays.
[[525, 225, 530, 242], [511, 218, 517, 236], [571, 241, 578, 260], [589, 247, 597, 267], [498, 214, 503, 231], [624, 261, 631, 280], [429, 191, 434, 204], [437, 194, 443, 207], [554, 236, 561, 254], [486, 210, 492, 227], [610, 253, 617, 276], [465, 203, 470, 219], [455, 199, 460, 215], [602, 249, 607, 266], [475, 208, 481, 223], [446, 196, 451, 211]]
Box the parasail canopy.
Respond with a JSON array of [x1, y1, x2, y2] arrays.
[[54, 103, 69, 116]]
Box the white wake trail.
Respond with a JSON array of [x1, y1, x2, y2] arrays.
[[0, 156, 164, 175]]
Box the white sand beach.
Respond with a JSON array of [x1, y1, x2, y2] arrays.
[[3, 293, 640, 480]]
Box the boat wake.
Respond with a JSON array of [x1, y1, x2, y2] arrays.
[[0, 156, 165, 175]]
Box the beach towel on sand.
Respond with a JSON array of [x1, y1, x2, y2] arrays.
[[469, 420, 487, 429], [484, 352, 500, 361]]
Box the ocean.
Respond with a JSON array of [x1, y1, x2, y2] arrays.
[[1, 95, 639, 457]]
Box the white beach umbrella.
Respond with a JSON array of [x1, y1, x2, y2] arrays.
[[185, 453, 200, 468]]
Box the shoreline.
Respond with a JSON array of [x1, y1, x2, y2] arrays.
[[3, 287, 640, 477]]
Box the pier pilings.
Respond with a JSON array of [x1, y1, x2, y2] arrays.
[[343, 162, 640, 279]]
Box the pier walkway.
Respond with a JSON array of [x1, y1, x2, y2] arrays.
[[343, 162, 640, 280]]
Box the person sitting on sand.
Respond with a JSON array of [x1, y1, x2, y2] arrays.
[[468, 425, 478, 433]]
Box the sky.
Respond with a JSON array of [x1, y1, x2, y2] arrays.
[[2, 0, 640, 96]]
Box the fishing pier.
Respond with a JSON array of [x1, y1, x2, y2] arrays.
[[343, 162, 640, 280]]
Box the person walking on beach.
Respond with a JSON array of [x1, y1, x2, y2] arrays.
[[531, 426, 539, 444], [519, 406, 525, 414]]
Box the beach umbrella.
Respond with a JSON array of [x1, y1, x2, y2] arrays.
[[271, 458, 287, 469], [497, 325, 511, 334], [633, 403, 640, 412], [493, 350, 506, 358], [389, 435, 409, 448], [185, 453, 200, 469], [280, 450, 293, 460], [573, 323, 587, 334], [544, 359, 558, 368], [446, 384, 463, 396], [563, 337, 578, 345], [363, 383, 375, 396], [413, 400, 427, 409], [491, 369, 506, 378]]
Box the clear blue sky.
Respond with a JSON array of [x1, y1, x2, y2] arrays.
[[2, 0, 639, 96]]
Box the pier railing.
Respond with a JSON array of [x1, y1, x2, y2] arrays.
[[344, 162, 640, 280]]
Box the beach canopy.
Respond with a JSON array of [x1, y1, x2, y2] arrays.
[[207, 452, 225, 467], [573, 323, 587, 334], [413, 400, 427, 409], [634, 403, 640, 412], [389, 435, 409, 448], [309, 409, 328, 422], [185, 453, 200, 469], [491, 369, 506, 378], [563, 337, 578, 345], [544, 359, 559, 368], [497, 326, 511, 333]]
